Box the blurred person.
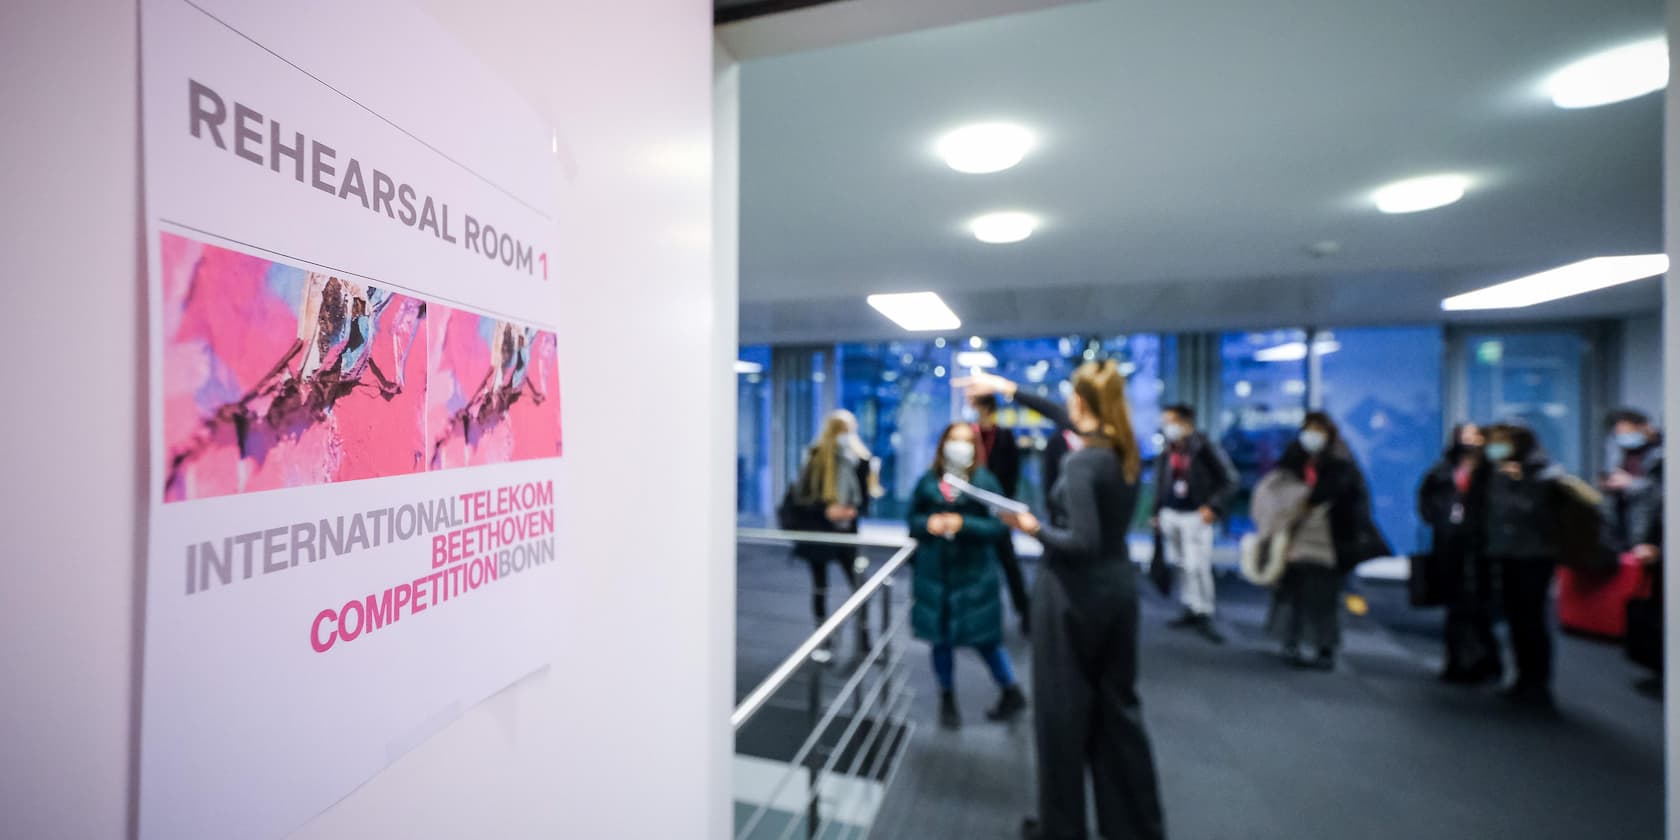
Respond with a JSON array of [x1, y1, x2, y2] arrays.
[[1251, 413, 1389, 671], [1152, 403, 1239, 643], [975, 393, 1033, 635], [908, 422, 1028, 730], [1482, 423, 1568, 708], [1602, 409, 1664, 695], [1417, 423, 1502, 684], [783, 411, 875, 651], [960, 364, 1166, 840]]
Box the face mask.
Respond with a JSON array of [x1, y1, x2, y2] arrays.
[[1485, 442, 1514, 462], [1299, 430, 1328, 454], [1615, 431, 1649, 451], [1163, 423, 1188, 443], [943, 440, 975, 471]]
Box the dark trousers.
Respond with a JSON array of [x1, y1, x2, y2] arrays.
[[1444, 602, 1501, 674], [805, 548, 860, 625], [1266, 565, 1342, 651], [1497, 556, 1556, 691], [1031, 563, 1165, 840], [997, 533, 1032, 621], [1443, 552, 1500, 674]]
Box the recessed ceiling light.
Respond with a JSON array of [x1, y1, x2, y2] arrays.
[[1442, 254, 1668, 310], [970, 211, 1038, 244], [867, 292, 962, 332], [1372, 175, 1469, 214], [1254, 340, 1341, 363], [733, 360, 763, 374], [936, 123, 1033, 174], [1547, 37, 1669, 109]]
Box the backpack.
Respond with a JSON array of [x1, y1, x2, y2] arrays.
[[1552, 474, 1618, 575], [777, 462, 826, 532]]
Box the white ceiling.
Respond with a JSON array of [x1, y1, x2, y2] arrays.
[[736, 0, 1665, 343]]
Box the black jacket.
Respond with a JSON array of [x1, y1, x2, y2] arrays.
[[1417, 456, 1488, 552], [1482, 452, 1566, 560], [1280, 442, 1392, 571], [978, 422, 1022, 498], [1152, 432, 1239, 517], [1605, 443, 1664, 551], [779, 454, 872, 562], [1042, 427, 1072, 505]]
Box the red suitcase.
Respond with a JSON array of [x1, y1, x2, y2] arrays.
[[1557, 553, 1651, 639]]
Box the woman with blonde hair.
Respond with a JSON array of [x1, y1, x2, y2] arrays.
[[783, 410, 877, 648], [960, 362, 1165, 840]]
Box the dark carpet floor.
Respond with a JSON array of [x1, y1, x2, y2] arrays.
[[736, 544, 1664, 840]]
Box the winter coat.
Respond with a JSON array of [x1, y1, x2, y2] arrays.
[[1153, 431, 1240, 516], [1483, 453, 1568, 560], [907, 469, 1009, 647]]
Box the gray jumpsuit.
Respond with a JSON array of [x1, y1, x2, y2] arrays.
[[1017, 391, 1166, 840]]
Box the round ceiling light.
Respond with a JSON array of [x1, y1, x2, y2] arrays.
[[936, 123, 1034, 174], [1372, 174, 1469, 214], [1547, 37, 1669, 109], [970, 211, 1038, 244]]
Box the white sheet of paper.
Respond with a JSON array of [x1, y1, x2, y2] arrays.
[[942, 473, 1031, 515]]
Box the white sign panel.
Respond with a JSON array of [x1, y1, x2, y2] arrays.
[[139, 1, 564, 836]]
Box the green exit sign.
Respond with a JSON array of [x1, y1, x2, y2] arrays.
[[1476, 340, 1504, 365]]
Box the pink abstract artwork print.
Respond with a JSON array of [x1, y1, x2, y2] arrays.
[[161, 232, 428, 501], [426, 305, 562, 471]]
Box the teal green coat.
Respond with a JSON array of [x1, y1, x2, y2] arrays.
[[907, 469, 1009, 647]]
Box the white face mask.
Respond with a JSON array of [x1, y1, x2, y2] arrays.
[[943, 440, 976, 472], [1163, 423, 1188, 443], [1299, 429, 1328, 454]]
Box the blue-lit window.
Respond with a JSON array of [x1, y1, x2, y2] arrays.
[[1318, 327, 1444, 556], [837, 340, 955, 520], [1461, 331, 1587, 476], [1216, 330, 1310, 536], [736, 345, 773, 523], [830, 334, 1172, 522]]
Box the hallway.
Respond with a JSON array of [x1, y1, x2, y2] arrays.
[[738, 544, 1664, 839]]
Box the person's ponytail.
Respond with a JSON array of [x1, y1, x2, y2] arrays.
[[1072, 360, 1142, 484]]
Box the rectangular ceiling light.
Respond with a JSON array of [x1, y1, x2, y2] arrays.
[[1442, 254, 1668, 311], [866, 292, 961, 332], [1253, 339, 1340, 363], [733, 360, 764, 375]]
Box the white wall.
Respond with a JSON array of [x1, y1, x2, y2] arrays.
[[1667, 2, 1679, 836], [0, 1, 732, 838], [1621, 313, 1665, 420], [0, 2, 141, 838]]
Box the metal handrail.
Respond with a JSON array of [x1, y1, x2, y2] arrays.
[[737, 528, 914, 549], [732, 533, 916, 731], [736, 625, 906, 840]]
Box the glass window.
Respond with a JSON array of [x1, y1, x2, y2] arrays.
[[1317, 327, 1444, 556], [1216, 330, 1310, 536], [837, 340, 955, 520], [822, 334, 1173, 523], [1461, 331, 1587, 476], [976, 334, 1170, 520], [736, 345, 772, 524]]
